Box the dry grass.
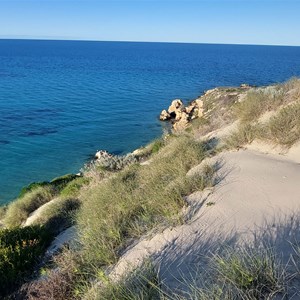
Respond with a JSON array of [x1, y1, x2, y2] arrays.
[[86, 246, 287, 300], [3, 186, 54, 227], [225, 123, 260, 149], [88, 262, 161, 300], [76, 135, 210, 274], [263, 102, 300, 147], [225, 79, 300, 149], [26, 250, 80, 300], [32, 197, 81, 235], [282, 77, 300, 101], [234, 86, 286, 123]]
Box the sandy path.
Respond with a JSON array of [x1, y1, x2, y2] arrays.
[[108, 149, 300, 293]]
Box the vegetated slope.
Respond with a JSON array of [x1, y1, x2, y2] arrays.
[[1, 78, 300, 300]]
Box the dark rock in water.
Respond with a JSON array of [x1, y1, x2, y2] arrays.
[[23, 129, 58, 137]]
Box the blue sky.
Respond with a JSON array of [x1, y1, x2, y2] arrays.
[[0, 0, 299, 46]]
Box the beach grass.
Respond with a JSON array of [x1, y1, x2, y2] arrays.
[[3, 186, 54, 227], [77, 135, 210, 274], [234, 86, 286, 123], [5, 78, 300, 299], [263, 102, 300, 147], [225, 123, 260, 149]]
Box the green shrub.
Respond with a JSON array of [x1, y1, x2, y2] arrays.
[[50, 174, 80, 191], [0, 226, 53, 297], [60, 177, 90, 198], [3, 187, 54, 227], [150, 139, 164, 154], [19, 174, 79, 199], [0, 205, 7, 220], [19, 181, 50, 198]]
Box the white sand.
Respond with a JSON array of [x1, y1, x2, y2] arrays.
[[108, 149, 300, 294], [23, 197, 58, 227], [45, 226, 77, 257]]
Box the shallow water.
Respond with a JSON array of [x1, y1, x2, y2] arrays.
[[1, 40, 300, 204]]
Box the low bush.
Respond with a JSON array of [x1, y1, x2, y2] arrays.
[[18, 181, 50, 198], [0, 205, 7, 220], [18, 174, 78, 199], [97, 247, 286, 300], [283, 77, 300, 100], [0, 225, 53, 297], [210, 247, 285, 299], [150, 138, 165, 154], [26, 250, 79, 300], [50, 174, 80, 191], [60, 177, 90, 198]]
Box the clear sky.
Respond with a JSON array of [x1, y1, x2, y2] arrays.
[[0, 0, 299, 46]]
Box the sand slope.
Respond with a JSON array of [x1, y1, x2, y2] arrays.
[[108, 149, 300, 295]]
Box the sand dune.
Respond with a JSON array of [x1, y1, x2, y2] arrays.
[[108, 148, 300, 294]]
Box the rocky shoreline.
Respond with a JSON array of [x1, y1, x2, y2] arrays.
[[159, 98, 204, 131], [159, 83, 252, 132]]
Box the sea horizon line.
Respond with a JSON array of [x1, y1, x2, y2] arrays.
[[0, 37, 299, 48]]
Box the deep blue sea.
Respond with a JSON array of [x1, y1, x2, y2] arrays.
[[1, 40, 300, 204]]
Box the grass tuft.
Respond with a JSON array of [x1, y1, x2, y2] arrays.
[[60, 177, 90, 198], [3, 187, 54, 227], [225, 123, 260, 149], [90, 262, 161, 300], [212, 247, 285, 298], [235, 86, 285, 123], [264, 102, 300, 147], [77, 135, 209, 273]]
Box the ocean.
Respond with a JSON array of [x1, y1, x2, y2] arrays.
[[1, 40, 300, 204]]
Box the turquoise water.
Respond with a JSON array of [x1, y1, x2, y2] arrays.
[[1, 40, 300, 204]]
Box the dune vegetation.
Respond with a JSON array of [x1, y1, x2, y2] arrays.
[[0, 78, 300, 299]]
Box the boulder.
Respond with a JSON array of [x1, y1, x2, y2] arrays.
[[174, 109, 184, 121], [159, 97, 205, 131], [240, 83, 251, 88], [185, 104, 195, 114], [173, 111, 190, 132], [168, 99, 183, 115], [159, 109, 171, 121], [195, 99, 204, 109], [95, 150, 113, 160]]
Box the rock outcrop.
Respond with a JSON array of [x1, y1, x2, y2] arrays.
[[159, 97, 204, 131], [159, 109, 170, 121], [93, 150, 137, 171]]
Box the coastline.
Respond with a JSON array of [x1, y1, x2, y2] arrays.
[[1, 78, 300, 298], [2, 40, 300, 205]]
